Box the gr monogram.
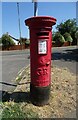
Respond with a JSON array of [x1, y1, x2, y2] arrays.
[[36, 68, 48, 76]]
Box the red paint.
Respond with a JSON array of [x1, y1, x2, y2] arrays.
[[25, 16, 56, 87]]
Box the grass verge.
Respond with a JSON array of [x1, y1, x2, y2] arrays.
[[0, 101, 39, 119], [0, 65, 76, 119]]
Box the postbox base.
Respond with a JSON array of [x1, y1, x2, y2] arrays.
[[30, 84, 51, 106]]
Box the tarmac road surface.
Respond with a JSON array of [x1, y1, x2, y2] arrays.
[[52, 46, 78, 75], [0, 50, 30, 92]]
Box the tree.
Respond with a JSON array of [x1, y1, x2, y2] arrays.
[[53, 32, 65, 46], [1, 33, 15, 49], [56, 19, 78, 45], [0, 38, 2, 44], [20, 37, 27, 45], [75, 31, 78, 45], [56, 19, 77, 35], [63, 32, 73, 43]]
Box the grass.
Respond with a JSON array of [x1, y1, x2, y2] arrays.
[[0, 65, 76, 119], [13, 66, 76, 118], [15, 76, 22, 83], [0, 102, 39, 119]]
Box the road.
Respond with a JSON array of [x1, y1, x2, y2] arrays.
[[0, 50, 30, 92], [52, 46, 78, 74], [0, 46, 77, 92]]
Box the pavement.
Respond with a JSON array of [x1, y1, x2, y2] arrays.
[[0, 46, 77, 93]]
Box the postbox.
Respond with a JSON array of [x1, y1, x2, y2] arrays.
[[25, 16, 56, 106]]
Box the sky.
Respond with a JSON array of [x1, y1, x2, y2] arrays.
[[0, 2, 76, 44]]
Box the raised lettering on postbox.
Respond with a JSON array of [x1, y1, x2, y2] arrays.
[[36, 68, 48, 76]]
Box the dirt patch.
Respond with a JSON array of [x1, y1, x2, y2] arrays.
[[14, 65, 76, 118]]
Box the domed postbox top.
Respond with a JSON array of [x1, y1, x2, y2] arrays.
[[25, 16, 56, 29]]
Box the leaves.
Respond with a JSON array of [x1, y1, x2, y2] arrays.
[[75, 31, 78, 39], [55, 19, 78, 45], [0, 33, 15, 47], [53, 32, 65, 44], [63, 32, 73, 42]]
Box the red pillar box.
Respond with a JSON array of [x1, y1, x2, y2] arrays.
[[25, 16, 56, 106]]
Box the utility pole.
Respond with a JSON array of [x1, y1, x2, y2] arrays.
[[17, 2, 22, 48], [32, 0, 38, 16]]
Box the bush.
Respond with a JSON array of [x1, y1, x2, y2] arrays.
[[25, 39, 30, 48], [25, 39, 30, 45], [20, 37, 27, 45], [1, 34, 15, 47], [53, 32, 65, 45], [75, 31, 78, 39], [64, 32, 73, 42], [75, 31, 78, 45]]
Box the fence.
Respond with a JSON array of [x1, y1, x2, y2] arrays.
[[2, 44, 29, 51]]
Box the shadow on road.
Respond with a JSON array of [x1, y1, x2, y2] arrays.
[[0, 82, 17, 87], [0, 91, 30, 103], [0, 81, 31, 103], [52, 48, 78, 62], [0, 81, 30, 86]]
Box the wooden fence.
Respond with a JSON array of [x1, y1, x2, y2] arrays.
[[2, 44, 29, 51]]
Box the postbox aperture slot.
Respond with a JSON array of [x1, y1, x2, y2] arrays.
[[37, 32, 49, 36], [38, 40, 47, 54]]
